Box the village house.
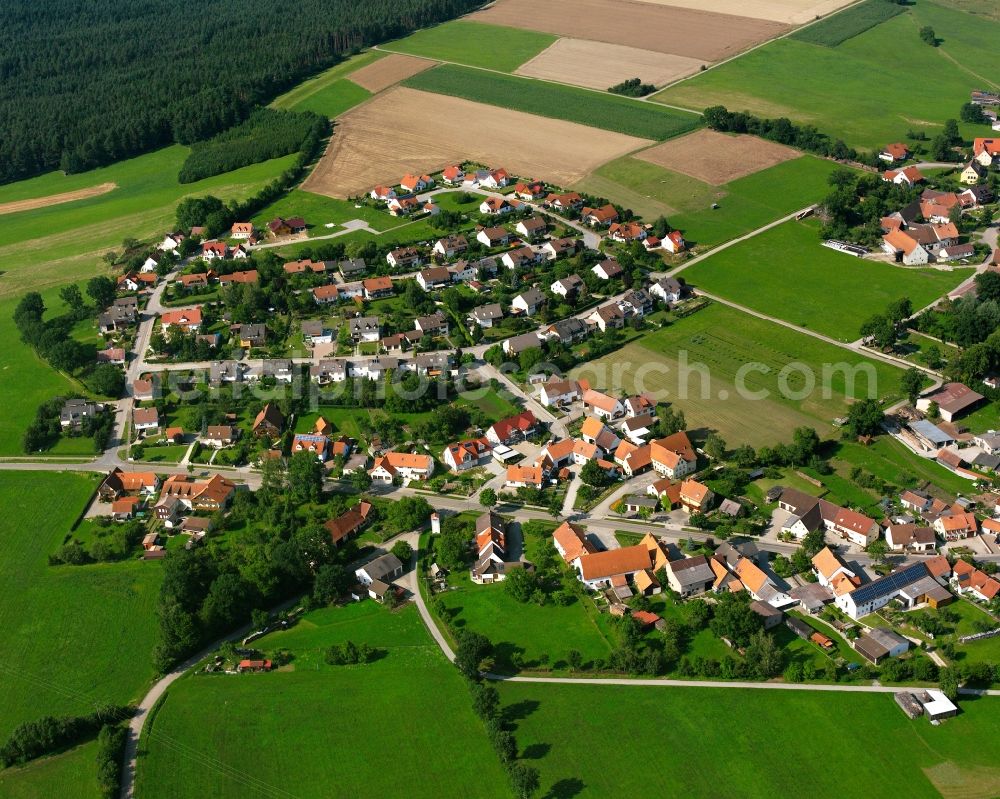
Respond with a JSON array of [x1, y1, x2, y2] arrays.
[[201, 241, 229, 260], [476, 226, 510, 248], [679, 479, 713, 513], [881, 229, 929, 265], [311, 359, 349, 384], [650, 431, 696, 479], [363, 276, 394, 300], [470, 303, 504, 328], [443, 438, 492, 471], [552, 521, 596, 563], [487, 410, 537, 445], [441, 165, 465, 185], [386, 246, 422, 269], [542, 237, 578, 260], [836, 561, 951, 619], [511, 287, 547, 316], [218, 269, 259, 287], [587, 303, 625, 332], [665, 555, 715, 597], [503, 331, 542, 357], [252, 403, 284, 438], [348, 316, 381, 342], [972, 137, 1000, 167], [541, 317, 588, 346], [325, 501, 372, 548], [515, 217, 548, 240], [159, 307, 202, 335], [538, 378, 583, 407], [580, 416, 620, 451], [933, 511, 978, 540], [416, 266, 451, 292], [505, 464, 544, 489], [312, 284, 340, 304], [615, 441, 653, 478], [917, 382, 984, 422], [591, 259, 623, 281], [550, 274, 584, 299], [132, 407, 160, 435], [233, 322, 267, 348], [200, 425, 238, 449], [573, 545, 652, 592], [855, 628, 910, 665], [545, 191, 583, 211], [433, 234, 468, 259], [99, 468, 160, 501], [369, 451, 435, 483], [355, 552, 404, 600], [160, 473, 235, 512], [879, 142, 910, 162], [882, 165, 925, 186], [582, 389, 624, 420], [662, 230, 686, 254], [501, 246, 540, 271], [952, 560, 1000, 603], [400, 173, 433, 193], [609, 222, 646, 242], [479, 197, 513, 215], [581, 204, 619, 227], [811, 547, 861, 597], [514, 180, 546, 200], [415, 311, 449, 337], [292, 433, 329, 461]]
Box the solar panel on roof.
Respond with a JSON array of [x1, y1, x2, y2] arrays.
[[849, 562, 926, 606]]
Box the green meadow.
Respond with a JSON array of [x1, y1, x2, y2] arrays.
[[572, 302, 907, 446], [497, 683, 1000, 798], [577, 154, 841, 249], [683, 220, 971, 341], [653, 0, 1000, 151], [270, 50, 384, 112], [382, 20, 557, 72], [0, 740, 101, 799], [0, 471, 162, 738], [135, 603, 508, 799], [0, 147, 298, 299], [403, 64, 701, 141]]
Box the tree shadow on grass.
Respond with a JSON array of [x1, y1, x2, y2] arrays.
[[502, 699, 540, 726], [543, 778, 586, 799], [521, 742, 550, 760]]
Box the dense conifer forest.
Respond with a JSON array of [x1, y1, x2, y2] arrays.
[[0, 0, 483, 184]]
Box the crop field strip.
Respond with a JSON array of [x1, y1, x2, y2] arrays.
[[402, 65, 700, 141], [791, 0, 908, 46], [652, 0, 1000, 151], [302, 86, 654, 198]]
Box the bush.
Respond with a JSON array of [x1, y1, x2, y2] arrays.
[[0, 706, 130, 767], [95, 724, 127, 799]]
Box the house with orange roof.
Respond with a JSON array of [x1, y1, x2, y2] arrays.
[[160, 473, 235, 512], [441, 165, 465, 185], [831, 507, 881, 547], [972, 137, 1000, 167], [646, 477, 681, 509], [505, 464, 544, 489], [443, 438, 491, 471], [292, 433, 330, 462], [811, 547, 860, 596], [650, 431, 696, 479], [952, 559, 1000, 603], [98, 468, 160, 501], [400, 173, 433, 193], [881, 229, 929, 266], [614, 441, 652, 477], [324, 501, 373, 547], [370, 185, 396, 201], [609, 222, 646, 242], [582, 389, 624, 420], [581, 204, 619, 227], [159, 307, 203, 334], [230, 221, 255, 239], [553, 521, 596, 563], [933, 511, 978, 541], [734, 556, 793, 607], [879, 142, 910, 162], [575, 544, 652, 590], [882, 165, 925, 186], [679, 479, 713, 513], [369, 451, 435, 483]]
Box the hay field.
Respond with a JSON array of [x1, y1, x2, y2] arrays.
[[516, 38, 703, 89], [303, 87, 652, 197], [633, 0, 856, 25], [347, 53, 436, 93], [635, 129, 799, 184], [471, 0, 787, 61], [0, 182, 116, 216]]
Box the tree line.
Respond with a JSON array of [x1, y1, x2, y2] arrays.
[[178, 109, 327, 183], [0, 0, 485, 184]]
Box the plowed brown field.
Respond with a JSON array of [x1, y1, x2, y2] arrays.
[[0, 182, 117, 216], [303, 87, 652, 198], [632, 0, 855, 25], [471, 0, 787, 62], [634, 129, 799, 184], [347, 53, 436, 93]]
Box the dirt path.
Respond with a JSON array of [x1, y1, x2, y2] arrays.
[[0, 182, 117, 215]]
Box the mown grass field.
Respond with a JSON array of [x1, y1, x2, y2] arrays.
[[0, 740, 101, 799], [403, 64, 701, 141], [653, 0, 1000, 151], [135, 603, 508, 799], [0, 471, 162, 738], [498, 683, 1000, 799], [383, 20, 557, 72], [0, 147, 298, 299], [791, 0, 906, 46], [250, 188, 402, 234], [684, 220, 971, 341], [270, 50, 384, 112], [577, 154, 840, 249], [832, 438, 976, 496], [571, 302, 906, 447]]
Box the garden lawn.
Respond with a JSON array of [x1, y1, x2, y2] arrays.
[[270, 50, 384, 111], [653, 0, 1000, 152], [0, 147, 298, 300], [497, 682, 1000, 799], [577, 154, 842, 249], [0, 741, 101, 799], [250, 189, 400, 234], [134, 604, 508, 799], [831, 438, 976, 497], [952, 400, 1000, 435], [684, 220, 971, 340], [402, 64, 700, 141], [382, 20, 556, 72], [0, 471, 163, 738], [571, 302, 907, 447]]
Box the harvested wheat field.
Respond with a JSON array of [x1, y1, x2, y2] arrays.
[[635, 129, 799, 184], [347, 53, 436, 94], [630, 0, 856, 25], [303, 87, 652, 198], [471, 0, 786, 62], [0, 182, 117, 216], [516, 39, 703, 90]]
